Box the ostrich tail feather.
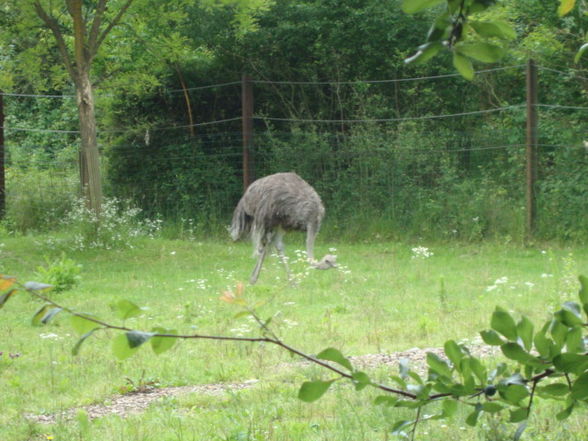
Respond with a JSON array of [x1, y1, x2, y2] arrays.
[[230, 200, 250, 241]]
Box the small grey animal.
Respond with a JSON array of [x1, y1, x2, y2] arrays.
[[230, 172, 337, 284]]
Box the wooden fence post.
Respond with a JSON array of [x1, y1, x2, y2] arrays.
[[526, 59, 538, 239], [242, 74, 254, 190]]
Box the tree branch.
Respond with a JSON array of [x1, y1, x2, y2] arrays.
[[25, 283, 417, 400], [33, 1, 77, 81], [95, 0, 135, 51], [88, 0, 108, 59]]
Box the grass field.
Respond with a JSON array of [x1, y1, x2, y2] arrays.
[[1, 233, 587, 441]]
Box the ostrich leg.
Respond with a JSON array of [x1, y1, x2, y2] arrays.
[[305, 222, 318, 262], [274, 230, 292, 282], [250, 245, 268, 284]]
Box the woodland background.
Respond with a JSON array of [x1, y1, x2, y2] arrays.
[[1, 0, 587, 241]]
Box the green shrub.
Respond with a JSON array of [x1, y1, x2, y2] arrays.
[[34, 253, 82, 293]]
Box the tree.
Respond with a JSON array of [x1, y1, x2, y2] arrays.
[[2, 0, 272, 215], [31, 0, 138, 214]]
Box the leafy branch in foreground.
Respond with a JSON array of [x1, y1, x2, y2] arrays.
[[402, 0, 586, 79], [2, 275, 588, 440]]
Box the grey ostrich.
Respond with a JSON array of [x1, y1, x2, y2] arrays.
[[230, 172, 337, 284]]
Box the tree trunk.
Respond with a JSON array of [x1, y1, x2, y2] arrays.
[[76, 69, 102, 214]]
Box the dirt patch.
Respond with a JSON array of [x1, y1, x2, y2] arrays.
[[27, 341, 499, 424], [27, 381, 259, 425]]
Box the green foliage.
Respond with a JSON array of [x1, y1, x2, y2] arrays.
[[402, 0, 587, 77], [403, 0, 513, 78], [34, 253, 82, 293]]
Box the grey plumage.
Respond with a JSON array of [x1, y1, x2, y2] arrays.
[[230, 172, 336, 284]]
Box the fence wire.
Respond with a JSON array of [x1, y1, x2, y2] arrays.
[[2, 64, 587, 239]]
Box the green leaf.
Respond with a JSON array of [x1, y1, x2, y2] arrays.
[[427, 352, 452, 378], [32, 305, 63, 326], [556, 401, 575, 420], [576, 43, 588, 63], [351, 371, 371, 391], [390, 375, 408, 389], [457, 42, 506, 63], [558, 0, 576, 16], [579, 275, 588, 308], [374, 395, 398, 406], [554, 353, 588, 374], [470, 357, 487, 383], [517, 316, 534, 351], [465, 403, 482, 426], [32, 304, 51, 326], [444, 340, 464, 368], [150, 327, 177, 355], [0, 289, 18, 309], [499, 384, 529, 405], [534, 322, 556, 358], [404, 42, 443, 65], [555, 302, 584, 327], [571, 372, 588, 400], [509, 407, 528, 423], [317, 348, 353, 371], [550, 319, 569, 348], [491, 307, 518, 340], [536, 383, 569, 398], [401, 0, 445, 14], [24, 281, 53, 292], [41, 307, 63, 325], [70, 314, 101, 335], [427, 13, 451, 42], [112, 331, 153, 360], [408, 370, 424, 385], [126, 330, 154, 348], [482, 402, 504, 413], [298, 380, 334, 402], [470, 0, 495, 13], [72, 329, 97, 356], [453, 52, 474, 81], [566, 327, 585, 353], [501, 342, 541, 365], [488, 363, 507, 383], [470, 20, 516, 40], [394, 399, 424, 409], [391, 419, 413, 435], [112, 334, 139, 360], [480, 329, 504, 346], [442, 399, 458, 417], [113, 299, 142, 320]]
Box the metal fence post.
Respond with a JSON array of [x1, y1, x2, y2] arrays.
[[241, 74, 254, 190], [526, 59, 538, 239]]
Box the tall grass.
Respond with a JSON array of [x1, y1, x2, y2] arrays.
[[1, 234, 587, 441]]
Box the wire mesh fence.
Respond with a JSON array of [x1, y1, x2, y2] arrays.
[[1, 64, 587, 240]]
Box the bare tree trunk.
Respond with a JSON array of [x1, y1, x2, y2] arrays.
[[76, 69, 102, 213]]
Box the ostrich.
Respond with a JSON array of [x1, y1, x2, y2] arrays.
[[230, 172, 337, 284]]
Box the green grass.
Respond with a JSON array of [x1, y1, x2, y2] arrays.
[[1, 234, 587, 441]]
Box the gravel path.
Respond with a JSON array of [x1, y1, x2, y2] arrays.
[[27, 341, 499, 425]]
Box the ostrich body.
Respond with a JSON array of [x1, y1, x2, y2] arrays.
[[230, 172, 336, 284]]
